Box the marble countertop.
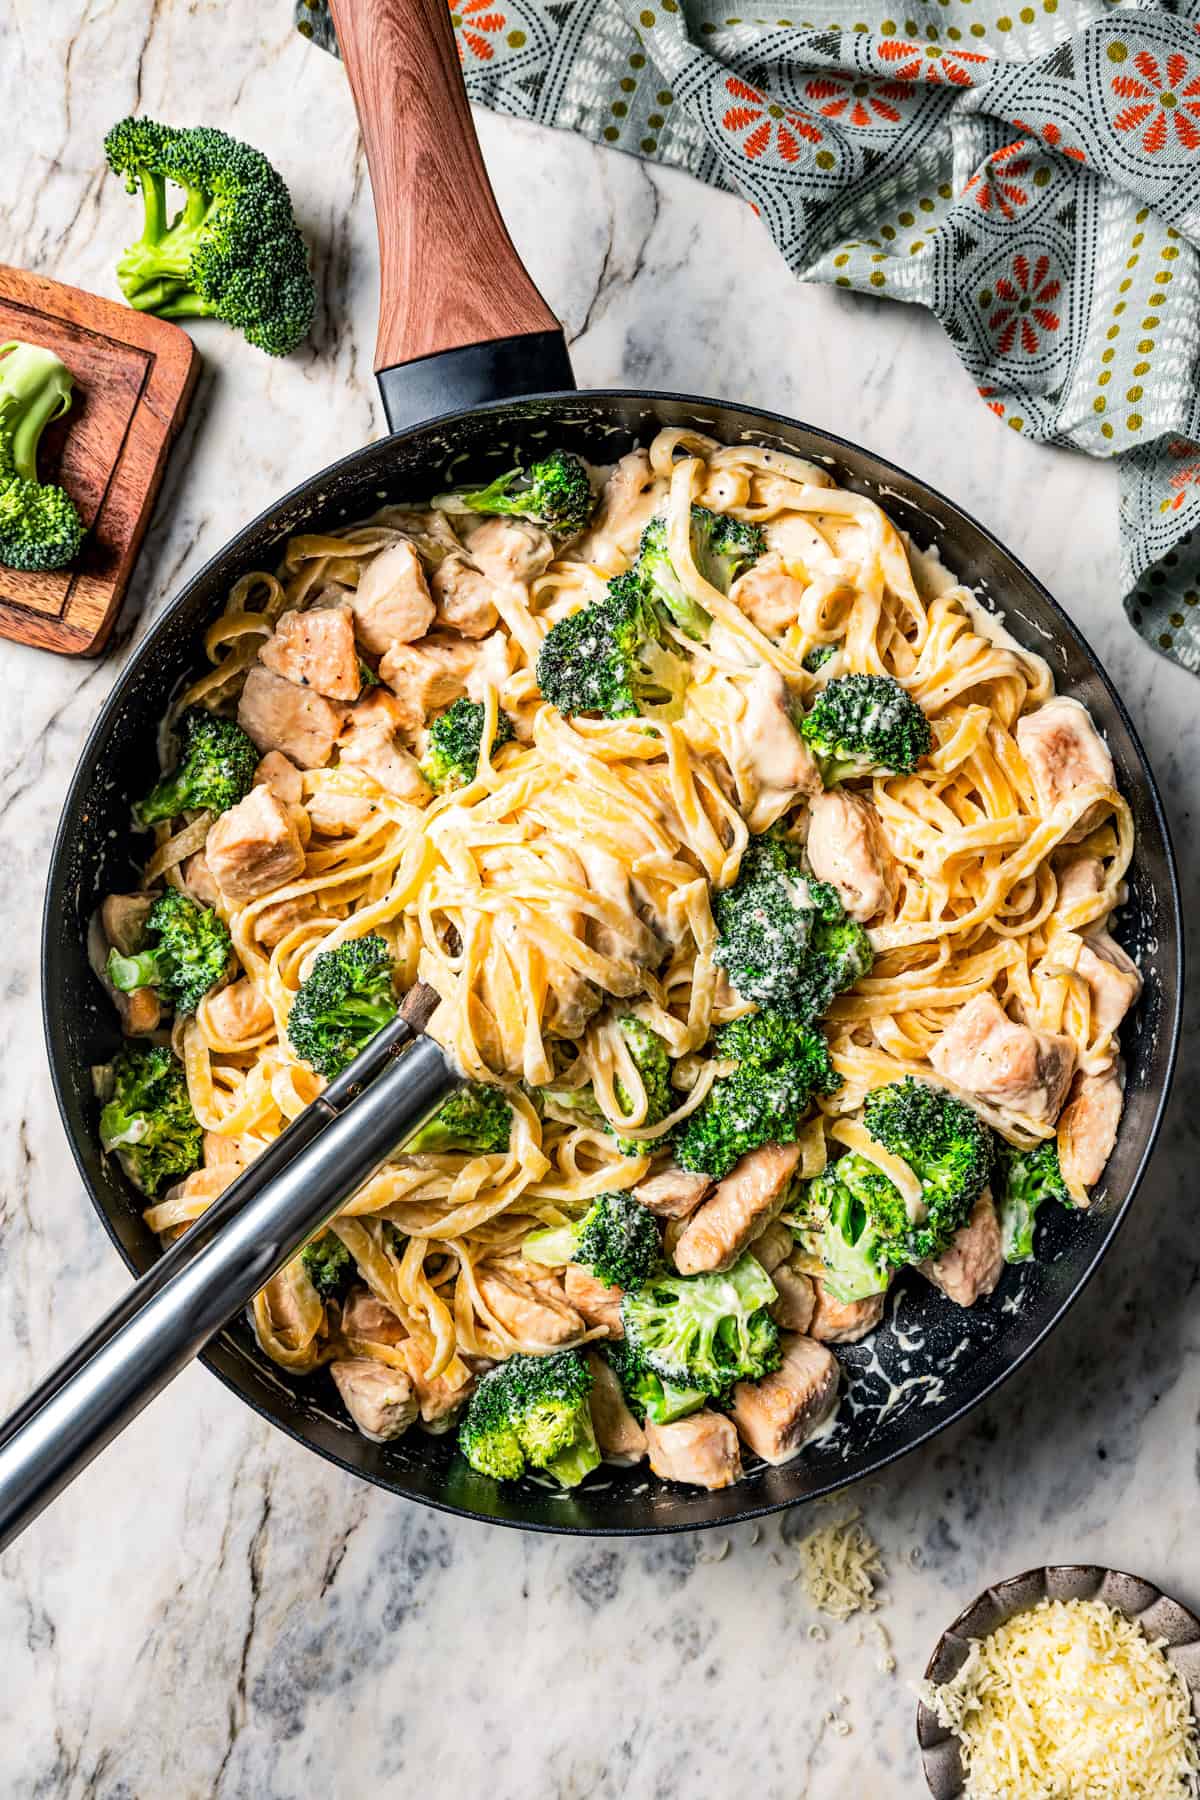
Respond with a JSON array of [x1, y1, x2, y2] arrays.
[[2, 5, 1198, 1796]]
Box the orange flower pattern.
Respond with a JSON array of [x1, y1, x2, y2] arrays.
[[721, 76, 822, 161], [985, 253, 1063, 356], [1111, 49, 1200, 154]]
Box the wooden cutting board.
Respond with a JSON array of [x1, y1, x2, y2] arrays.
[[0, 266, 200, 655]]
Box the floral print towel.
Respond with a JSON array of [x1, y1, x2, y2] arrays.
[[297, 0, 1200, 673]]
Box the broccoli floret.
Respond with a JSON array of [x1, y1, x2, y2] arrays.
[[433, 449, 593, 537], [457, 1348, 599, 1486], [0, 342, 84, 572], [535, 569, 690, 720], [637, 507, 765, 640], [799, 673, 932, 782], [614, 1016, 672, 1147], [286, 935, 397, 1079], [620, 1253, 780, 1400], [420, 696, 514, 790], [107, 889, 231, 1014], [301, 1231, 353, 1300], [104, 118, 315, 356], [406, 1082, 513, 1154], [996, 1139, 1070, 1263], [525, 1191, 662, 1289], [674, 1008, 841, 1180], [603, 1338, 706, 1426], [98, 1045, 202, 1196], [803, 643, 838, 673], [135, 708, 258, 828], [713, 834, 873, 1018], [804, 1156, 898, 1303]]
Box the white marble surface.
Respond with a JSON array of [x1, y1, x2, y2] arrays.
[[2, 5, 1199, 1796]]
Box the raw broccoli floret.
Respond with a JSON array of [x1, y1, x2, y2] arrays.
[[799, 673, 932, 782], [712, 834, 873, 1018], [0, 342, 84, 572], [98, 1045, 202, 1196], [803, 643, 838, 673], [406, 1082, 512, 1154], [104, 118, 315, 356], [620, 1253, 780, 1400], [433, 449, 593, 537], [803, 1156, 899, 1303], [107, 889, 231, 1014], [674, 1007, 841, 1180], [301, 1231, 353, 1300], [420, 696, 514, 790], [535, 569, 689, 719], [524, 1191, 662, 1289], [135, 708, 258, 828], [603, 1337, 706, 1426], [457, 1348, 599, 1486], [287, 935, 397, 1079], [995, 1138, 1070, 1263], [637, 506, 765, 640]]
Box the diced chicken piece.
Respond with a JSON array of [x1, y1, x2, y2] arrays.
[[350, 541, 435, 655], [239, 665, 344, 769], [395, 1338, 475, 1431], [339, 714, 430, 804], [259, 604, 361, 702], [729, 1332, 839, 1465], [1016, 697, 1115, 840], [930, 992, 1076, 1124], [732, 665, 823, 830], [340, 1287, 406, 1346], [808, 1282, 886, 1344], [306, 788, 376, 837], [477, 1267, 585, 1348], [806, 789, 897, 924], [205, 979, 272, 1045], [379, 635, 479, 733], [330, 1358, 418, 1441], [586, 1352, 647, 1465], [254, 750, 303, 807], [117, 986, 162, 1037], [464, 630, 515, 705], [645, 1411, 743, 1490], [585, 451, 663, 558], [203, 1130, 245, 1169], [674, 1142, 802, 1276], [206, 785, 306, 904], [563, 1263, 623, 1337], [431, 553, 499, 639], [1075, 933, 1142, 1039], [730, 551, 807, 638], [464, 516, 554, 584], [1058, 1063, 1124, 1191], [635, 1164, 713, 1219], [770, 1263, 816, 1334], [101, 893, 154, 955], [254, 893, 315, 950], [576, 842, 663, 980], [544, 972, 601, 1041], [748, 1219, 794, 1274], [919, 1188, 1004, 1308], [181, 853, 222, 909], [1057, 855, 1105, 913]]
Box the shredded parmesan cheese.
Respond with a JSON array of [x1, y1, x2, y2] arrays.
[[921, 1597, 1200, 1799], [797, 1508, 885, 1620]]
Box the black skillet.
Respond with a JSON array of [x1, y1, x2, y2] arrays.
[[37, 0, 1182, 1535]]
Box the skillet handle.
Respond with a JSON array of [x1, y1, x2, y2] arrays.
[[328, 0, 575, 430]]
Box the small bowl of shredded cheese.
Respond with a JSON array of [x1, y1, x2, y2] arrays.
[[917, 1565, 1200, 1799]]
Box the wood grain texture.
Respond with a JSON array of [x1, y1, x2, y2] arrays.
[[0, 267, 199, 656], [328, 0, 561, 372]]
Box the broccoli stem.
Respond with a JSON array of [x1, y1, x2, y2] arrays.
[[545, 1425, 601, 1488], [0, 343, 75, 483], [107, 949, 161, 993]]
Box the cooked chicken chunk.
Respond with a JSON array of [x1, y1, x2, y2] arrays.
[[330, 1358, 418, 1441], [350, 540, 435, 656], [919, 1188, 1003, 1308], [431, 552, 499, 638], [254, 892, 315, 950], [339, 721, 430, 803], [205, 979, 272, 1045], [1058, 1063, 1124, 1191], [808, 1282, 885, 1344], [730, 551, 807, 638], [806, 789, 897, 924], [645, 1410, 743, 1490], [238, 665, 344, 769], [1016, 697, 1114, 839], [306, 788, 376, 837], [181, 852, 222, 909], [733, 665, 823, 831], [464, 630, 515, 705], [748, 1219, 794, 1274], [477, 1267, 584, 1348], [770, 1263, 816, 1334], [116, 985, 162, 1037], [259, 604, 361, 702], [563, 1263, 623, 1337], [1075, 932, 1142, 1039], [254, 750, 303, 807], [585, 450, 663, 558], [576, 842, 664, 981], [1057, 854, 1106, 915], [729, 1332, 839, 1465], [203, 1130, 245, 1170], [339, 1287, 406, 1346], [379, 634, 479, 732], [587, 1352, 647, 1465], [634, 1165, 713, 1219], [395, 1339, 475, 1431], [101, 893, 154, 955], [930, 992, 1076, 1123], [464, 516, 554, 583], [206, 784, 306, 904], [674, 1142, 802, 1276]]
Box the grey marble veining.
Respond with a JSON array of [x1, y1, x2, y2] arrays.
[[1, 6, 1198, 1797]]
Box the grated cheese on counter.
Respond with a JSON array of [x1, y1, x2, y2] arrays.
[[921, 1596, 1200, 1800], [797, 1508, 885, 1621]]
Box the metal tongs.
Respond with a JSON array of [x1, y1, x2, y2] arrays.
[[0, 984, 459, 1551]]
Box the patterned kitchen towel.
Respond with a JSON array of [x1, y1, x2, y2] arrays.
[[297, 0, 1200, 672]]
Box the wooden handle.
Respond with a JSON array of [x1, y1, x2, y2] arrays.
[[329, 0, 561, 372]]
